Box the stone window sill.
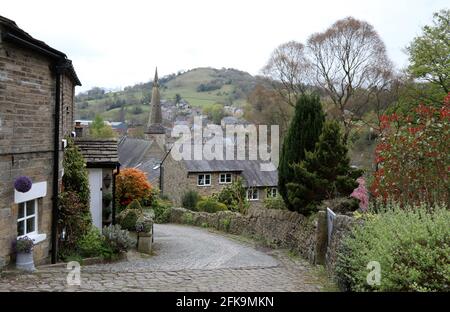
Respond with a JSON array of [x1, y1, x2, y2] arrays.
[[19, 233, 47, 245]]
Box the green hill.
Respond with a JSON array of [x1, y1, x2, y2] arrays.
[[75, 67, 257, 123]]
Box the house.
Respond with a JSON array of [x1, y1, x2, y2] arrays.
[[74, 138, 120, 230], [119, 67, 279, 209], [0, 16, 81, 268], [161, 156, 278, 209]]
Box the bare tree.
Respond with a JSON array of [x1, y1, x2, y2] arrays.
[[307, 17, 393, 142], [262, 41, 311, 107], [245, 81, 293, 138]]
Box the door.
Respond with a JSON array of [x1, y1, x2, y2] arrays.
[[88, 168, 103, 230]]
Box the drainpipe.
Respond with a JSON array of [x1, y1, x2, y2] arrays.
[[112, 164, 120, 225], [51, 65, 63, 264]]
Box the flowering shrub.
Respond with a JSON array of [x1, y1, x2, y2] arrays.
[[115, 168, 152, 212], [336, 202, 450, 291], [370, 94, 449, 206], [14, 236, 34, 253], [14, 176, 32, 193], [350, 177, 369, 211]]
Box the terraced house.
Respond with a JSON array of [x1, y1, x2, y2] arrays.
[[160, 157, 279, 209], [0, 16, 81, 268]]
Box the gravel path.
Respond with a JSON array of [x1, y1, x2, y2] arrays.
[[0, 224, 331, 292]]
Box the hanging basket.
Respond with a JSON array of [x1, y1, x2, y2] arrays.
[[14, 176, 33, 193]]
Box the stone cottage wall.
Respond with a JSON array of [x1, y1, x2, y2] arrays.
[[0, 39, 75, 268]]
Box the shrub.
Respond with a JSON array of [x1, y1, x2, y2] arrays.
[[321, 197, 360, 215], [77, 227, 105, 258], [58, 191, 92, 250], [197, 197, 228, 213], [279, 94, 325, 211], [263, 195, 287, 210], [221, 218, 231, 232], [14, 237, 34, 253], [335, 202, 450, 291], [126, 199, 143, 211], [182, 190, 199, 211], [62, 139, 90, 206], [371, 96, 449, 206], [181, 212, 194, 224], [102, 224, 136, 254], [115, 168, 152, 212], [215, 178, 249, 213], [135, 215, 153, 233], [350, 177, 369, 211], [287, 121, 363, 215], [152, 199, 172, 223], [117, 208, 143, 231]]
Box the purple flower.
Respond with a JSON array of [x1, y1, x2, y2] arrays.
[[14, 176, 32, 193]]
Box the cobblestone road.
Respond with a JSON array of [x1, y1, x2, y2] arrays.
[[0, 224, 332, 292]]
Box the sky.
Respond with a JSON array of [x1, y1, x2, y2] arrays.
[[2, 0, 448, 93]]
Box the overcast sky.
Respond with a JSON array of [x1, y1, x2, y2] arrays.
[[2, 0, 448, 93]]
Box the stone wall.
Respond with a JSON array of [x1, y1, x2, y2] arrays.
[[325, 214, 357, 277]]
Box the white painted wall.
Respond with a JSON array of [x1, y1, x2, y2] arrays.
[[88, 168, 103, 230]]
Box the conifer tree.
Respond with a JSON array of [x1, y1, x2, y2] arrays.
[[278, 94, 325, 211], [287, 121, 363, 215]]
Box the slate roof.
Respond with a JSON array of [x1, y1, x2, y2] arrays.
[[118, 137, 161, 185], [183, 159, 278, 187], [74, 139, 119, 166]]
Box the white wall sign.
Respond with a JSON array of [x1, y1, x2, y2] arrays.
[[14, 181, 47, 204]]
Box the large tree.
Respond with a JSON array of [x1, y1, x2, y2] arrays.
[[407, 9, 449, 95], [307, 17, 393, 143], [245, 81, 293, 138], [262, 41, 312, 107], [287, 121, 363, 215], [278, 94, 325, 211]]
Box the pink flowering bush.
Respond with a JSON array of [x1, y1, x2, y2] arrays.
[[350, 177, 369, 211]]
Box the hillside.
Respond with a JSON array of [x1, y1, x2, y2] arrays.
[[75, 67, 258, 124]]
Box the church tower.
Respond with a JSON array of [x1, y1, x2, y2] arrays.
[[145, 67, 166, 149]]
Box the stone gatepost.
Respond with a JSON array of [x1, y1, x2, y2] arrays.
[[313, 210, 328, 265]]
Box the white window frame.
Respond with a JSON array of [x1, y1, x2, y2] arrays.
[[247, 188, 259, 201], [219, 173, 232, 184], [267, 187, 277, 198], [197, 174, 211, 186], [17, 199, 38, 238]]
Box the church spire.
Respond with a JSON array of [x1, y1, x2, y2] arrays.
[[145, 67, 165, 134]]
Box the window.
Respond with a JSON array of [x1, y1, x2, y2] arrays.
[[247, 188, 259, 201], [197, 174, 211, 186], [267, 187, 277, 198], [219, 173, 232, 184], [17, 199, 37, 237]]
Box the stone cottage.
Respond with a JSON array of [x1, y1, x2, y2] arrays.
[[160, 156, 278, 209], [0, 16, 80, 268]]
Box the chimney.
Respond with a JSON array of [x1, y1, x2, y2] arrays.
[[74, 121, 83, 137]]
